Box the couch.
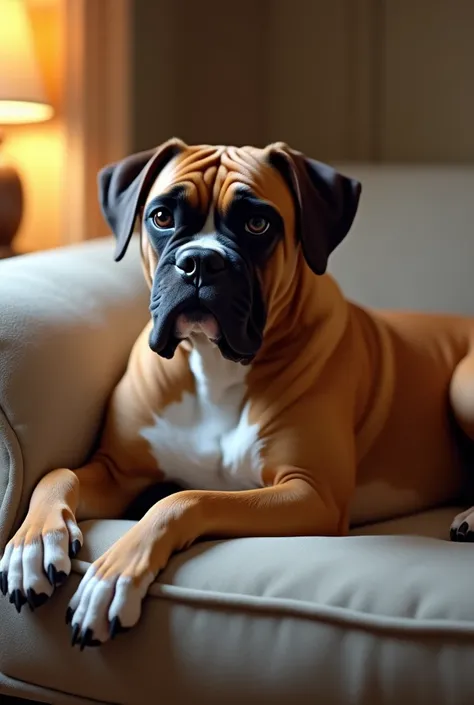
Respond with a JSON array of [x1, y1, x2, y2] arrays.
[[1, 166, 474, 704]]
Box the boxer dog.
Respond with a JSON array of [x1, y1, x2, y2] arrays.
[[2, 138, 474, 649]]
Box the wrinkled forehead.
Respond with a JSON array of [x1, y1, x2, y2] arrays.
[[144, 145, 294, 218]]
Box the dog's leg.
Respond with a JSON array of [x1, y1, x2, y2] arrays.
[[67, 468, 345, 647], [0, 460, 150, 614], [449, 353, 474, 540]]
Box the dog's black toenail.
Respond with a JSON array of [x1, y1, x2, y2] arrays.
[[69, 540, 82, 559], [71, 624, 81, 647], [450, 527, 458, 542], [65, 606, 74, 625], [0, 571, 7, 596], [26, 593, 34, 611], [109, 616, 119, 640], [80, 627, 93, 651], [26, 588, 49, 611], [55, 570, 68, 586], [109, 616, 129, 640], [458, 521, 469, 538], [47, 564, 67, 587], [47, 564, 57, 586], [10, 589, 26, 613], [14, 592, 23, 613]]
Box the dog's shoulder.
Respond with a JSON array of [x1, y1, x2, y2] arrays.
[[96, 324, 195, 478]]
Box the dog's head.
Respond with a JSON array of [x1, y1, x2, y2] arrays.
[[99, 138, 361, 363]]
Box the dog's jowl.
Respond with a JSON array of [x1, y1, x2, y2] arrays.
[[2, 138, 474, 648]]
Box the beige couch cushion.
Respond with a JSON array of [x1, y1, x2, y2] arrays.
[[0, 237, 149, 542], [2, 507, 474, 705]]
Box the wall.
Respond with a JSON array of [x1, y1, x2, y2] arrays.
[[131, 0, 474, 164], [3, 0, 65, 253], [131, 0, 271, 151], [6, 0, 469, 253], [264, 0, 474, 162]]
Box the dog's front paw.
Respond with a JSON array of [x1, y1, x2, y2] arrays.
[[67, 529, 161, 649], [450, 507, 474, 542], [0, 507, 83, 612]]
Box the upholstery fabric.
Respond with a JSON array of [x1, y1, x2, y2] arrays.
[[0, 237, 149, 544], [1, 167, 474, 703], [1, 510, 474, 705]]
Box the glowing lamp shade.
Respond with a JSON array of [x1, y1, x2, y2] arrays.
[[0, 0, 54, 124]]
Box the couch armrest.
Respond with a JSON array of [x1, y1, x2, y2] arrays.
[[0, 236, 149, 547]]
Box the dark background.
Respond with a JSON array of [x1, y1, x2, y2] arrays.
[[130, 0, 474, 163]]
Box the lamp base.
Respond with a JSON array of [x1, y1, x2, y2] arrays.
[[0, 140, 23, 257]]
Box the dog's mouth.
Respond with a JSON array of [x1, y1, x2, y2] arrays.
[[149, 298, 258, 364], [174, 307, 221, 343], [148, 262, 267, 364]]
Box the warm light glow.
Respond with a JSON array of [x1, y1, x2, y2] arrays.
[[0, 99, 54, 124], [0, 0, 54, 125]]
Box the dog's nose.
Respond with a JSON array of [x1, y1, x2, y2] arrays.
[[175, 248, 226, 285]]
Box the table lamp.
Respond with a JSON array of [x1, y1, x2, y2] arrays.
[[0, 0, 54, 258]]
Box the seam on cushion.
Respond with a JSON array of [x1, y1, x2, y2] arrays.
[[70, 558, 474, 639], [0, 404, 24, 553], [150, 584, 474, 639], [0, 671, 117, 705]]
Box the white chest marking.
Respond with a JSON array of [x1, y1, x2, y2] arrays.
[[139, 339, 263, 491]]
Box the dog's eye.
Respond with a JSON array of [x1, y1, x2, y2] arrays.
[[245, 216, 270, 235], [152, 208, 174, 229]]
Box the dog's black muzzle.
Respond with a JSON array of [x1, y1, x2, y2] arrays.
[[148, 245, 266, 364]]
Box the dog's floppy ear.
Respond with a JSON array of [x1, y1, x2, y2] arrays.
[[268, 143, 361, 275], [98, 137, 186, 261]]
